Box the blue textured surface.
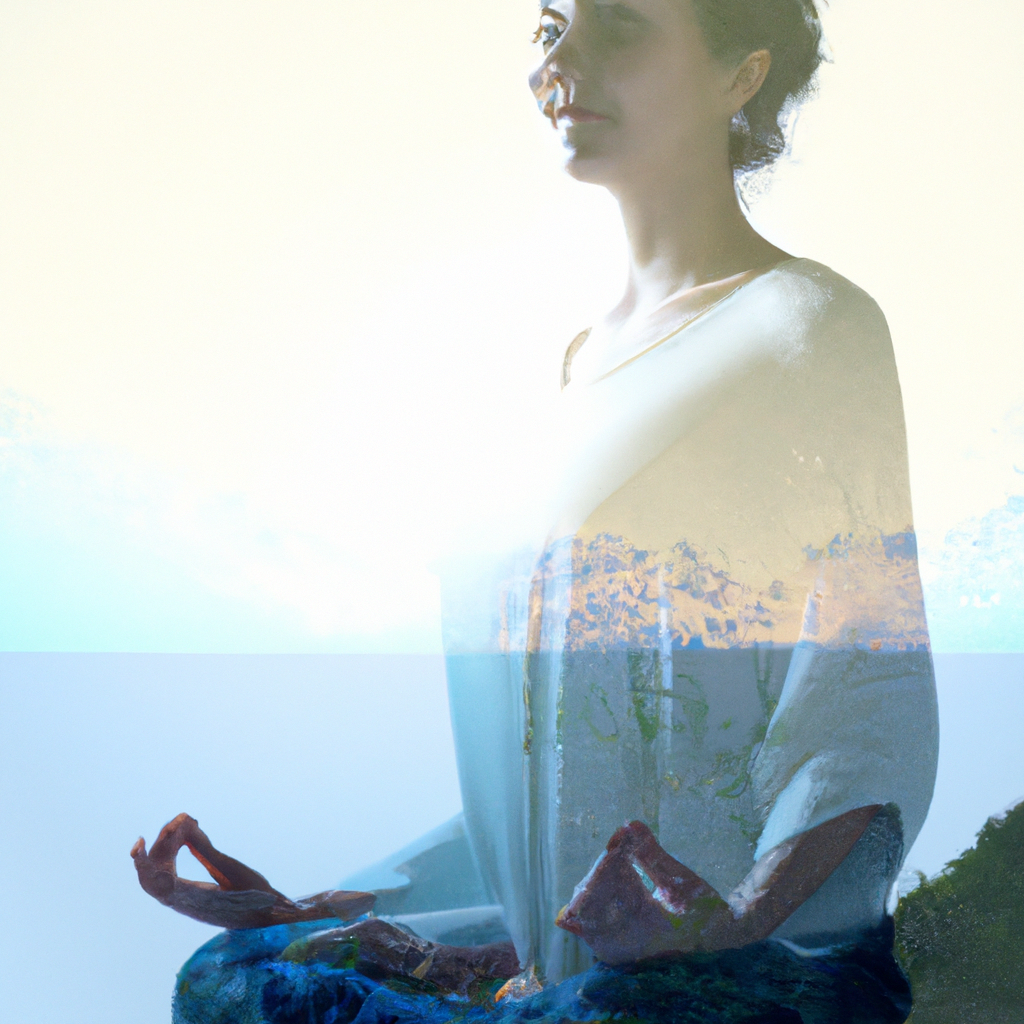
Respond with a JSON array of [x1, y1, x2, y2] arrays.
[[173, 920, 911, 1024]]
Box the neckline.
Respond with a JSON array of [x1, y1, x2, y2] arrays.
[[564, 256, 804, 388]]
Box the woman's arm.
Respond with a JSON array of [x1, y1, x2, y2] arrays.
[[555, 807, 885, 964], [132, 813, 377, 929], [557, 536, 937, 965]]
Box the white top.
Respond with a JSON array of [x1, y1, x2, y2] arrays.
[[441, 259, 938, 982]]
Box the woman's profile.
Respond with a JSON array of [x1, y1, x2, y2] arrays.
[[138, 3, 939, 1021]]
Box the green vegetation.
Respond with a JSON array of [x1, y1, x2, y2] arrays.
[[896, 801, 1024, 1023]]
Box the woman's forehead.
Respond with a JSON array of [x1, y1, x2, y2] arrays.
[[540, 0, 665, 9], [542, 0, 690, 20]]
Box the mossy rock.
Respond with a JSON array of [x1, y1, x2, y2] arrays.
[[896, 801, 1024, 1023]]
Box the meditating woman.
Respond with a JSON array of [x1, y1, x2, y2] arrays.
[[141, 3, 938, 1021], [442, 0, 937, 1005]]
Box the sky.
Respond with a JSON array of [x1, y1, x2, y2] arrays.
[[0, 0, 1022, 652]]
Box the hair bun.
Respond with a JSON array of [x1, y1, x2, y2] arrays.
[[692, 0, 827, 176]]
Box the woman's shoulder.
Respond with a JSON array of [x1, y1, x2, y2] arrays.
[[761, 258, 891, 345], [719, 257, 896, 383], [760, 259, 911, 484]]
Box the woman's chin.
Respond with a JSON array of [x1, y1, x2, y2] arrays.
[[559, 124, 622, 184], [562, 148, 619, 186]]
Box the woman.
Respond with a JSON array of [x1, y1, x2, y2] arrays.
[[443, 0, 936, 1002], [159, 2, 938, 1020]]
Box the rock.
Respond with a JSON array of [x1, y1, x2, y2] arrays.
[[895, 800, 1024, 1023]]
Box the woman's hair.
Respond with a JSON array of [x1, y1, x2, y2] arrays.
[[691, 0, 825, 175]]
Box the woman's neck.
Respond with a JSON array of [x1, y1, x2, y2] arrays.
[[609, 162, 788, 324]]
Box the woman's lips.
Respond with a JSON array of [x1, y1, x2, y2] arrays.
[[555, 104, 610, 125]]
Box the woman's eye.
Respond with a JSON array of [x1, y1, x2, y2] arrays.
[[532, 16, 565, 52]]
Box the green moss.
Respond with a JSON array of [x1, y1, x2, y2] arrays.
[[896, 801, 1024, 1023]]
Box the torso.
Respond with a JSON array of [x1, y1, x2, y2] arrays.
[[442, 259, 938, 981]]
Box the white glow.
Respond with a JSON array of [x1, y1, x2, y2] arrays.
[[0, 0, 1021, 650]]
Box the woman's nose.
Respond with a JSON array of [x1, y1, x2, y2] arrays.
[[529, 66, 573, 127], [527, 58, 550, 102], [528, 27, 582, 124]]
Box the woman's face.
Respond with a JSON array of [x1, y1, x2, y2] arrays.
[[530, 0, 744, 188]]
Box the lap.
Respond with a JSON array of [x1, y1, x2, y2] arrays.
[[173, 919, 911, 1024]]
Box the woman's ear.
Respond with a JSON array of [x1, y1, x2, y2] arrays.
[[727, 49, 772, 114]]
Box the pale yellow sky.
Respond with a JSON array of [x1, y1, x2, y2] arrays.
[[0, 0, 1021, 649]]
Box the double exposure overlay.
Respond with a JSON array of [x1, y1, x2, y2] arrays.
[[125, 1, 1005, 1020], [444, 257, 938, 984]]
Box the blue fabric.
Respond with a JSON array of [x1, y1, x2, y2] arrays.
[[173, 919, 911, 1024]]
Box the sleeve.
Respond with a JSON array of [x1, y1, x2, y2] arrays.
[[746, 268, 940, 942], [750, 634, 938, 941]]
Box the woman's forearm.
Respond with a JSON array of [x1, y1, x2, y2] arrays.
[[556, 805, 884, 963], [714, 804, 883, 947]]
